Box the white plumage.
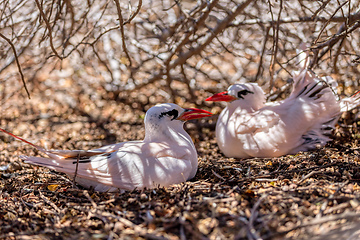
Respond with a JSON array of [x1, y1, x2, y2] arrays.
[[206, 70, 360, 159], [0, 103, 212, 192]]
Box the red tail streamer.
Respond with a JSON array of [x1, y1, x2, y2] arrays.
[[0, 127, 38, 148]]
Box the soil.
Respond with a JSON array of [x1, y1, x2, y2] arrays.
[[1, 81, 360, 240]]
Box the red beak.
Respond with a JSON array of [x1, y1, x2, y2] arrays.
[[177, 108, 212, 121], [205, 91, 237, 102]]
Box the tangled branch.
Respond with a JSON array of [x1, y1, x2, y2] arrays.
[[0, 0, 359, 106]]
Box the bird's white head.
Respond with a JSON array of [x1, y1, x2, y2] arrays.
[[144, 103, 212, 142], [206, 83, 266, 110]]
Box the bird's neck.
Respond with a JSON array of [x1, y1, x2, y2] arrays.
[[144, 124, 194, 148], [228, 102, 255, 114], [228, 98, 265, 113]]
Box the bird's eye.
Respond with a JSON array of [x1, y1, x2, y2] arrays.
[[159, 109, 178, 120], [237, 89, 254, 99]]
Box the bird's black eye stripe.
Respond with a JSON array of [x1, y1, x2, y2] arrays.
[[159, 109, 179, 120], [237, 89, 254, 99]]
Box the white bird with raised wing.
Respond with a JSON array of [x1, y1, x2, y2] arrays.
[[0, 103, 212, 192], [206, 71, 360, 159]]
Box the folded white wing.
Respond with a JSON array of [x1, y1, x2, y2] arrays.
[[22, 141, 193, 192]]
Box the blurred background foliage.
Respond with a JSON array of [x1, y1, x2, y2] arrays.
[[1, 0, 360, 119]]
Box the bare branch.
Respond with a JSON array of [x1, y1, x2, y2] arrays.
[[310, 18, 360, 68], [314, 1, 349, 45], [0, 32, 30, 99], [34, 0, 63, 60], [113, 0, 132, 67], [170, 0, 255, 69]]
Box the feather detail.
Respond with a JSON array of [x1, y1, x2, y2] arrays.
[[209, 45, 359, 158], [340, 90, 360, 112]]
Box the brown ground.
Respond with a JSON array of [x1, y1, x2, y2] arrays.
[[1, 82, 360, 240]]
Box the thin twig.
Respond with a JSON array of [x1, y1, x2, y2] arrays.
[[276, 211, 360, 237], [180, 64, 196, 102], [318, 180, 349, 217], [0, 33, 30, 99], [255, 26, 270, 82], [96, 210, 168, 240], [169, 0, 255, 69], [231, 8, 360, 26], [38, 189, 61, 213], [247, 194, 268, 240], [113, 0, 132, 67], [311, 19, 360, 68], [311, 0, 331, 20], [298, 170, 323, 184], [269, 0, 282, 92], [83, 190, 97, 209], [34, 0, 63, 60], [124, 0, 142, 25], [313, 1, 349, 45], [212, 169, 226, 181], [73, 153, 80, 188], [333, 36, 346, 73], [164, 0, 219, 67]]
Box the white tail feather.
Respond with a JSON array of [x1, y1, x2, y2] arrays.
[[340, 90, 360, 112], [296, 43, 310, 70]]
